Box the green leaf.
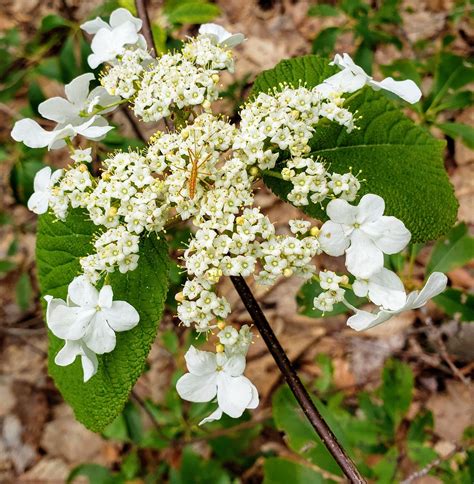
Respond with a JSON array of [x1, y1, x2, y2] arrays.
[[433, 288, 474, 322], [16, 272, 32, 311], [167, 2, 220, 25], [59, 36, 79, 83], [272, 386, 351, 475], [28, 81, 46, 115], [308, 4, 340, 17], [36, 209, 170, 432], [263, 457, 325, 484], [297, 279, 364, 318], [314, 354, 333, 393], [40, 14, 70, 33], [10, 159, 46, 205], [170, 446, 231, 484], [67, 463, 117, 484], [312, 27, 341, 56], [438, 122, 474, 149], [251, 55, 458, 243], [427, 223, 474, 274], [380, 359, 413, 428]]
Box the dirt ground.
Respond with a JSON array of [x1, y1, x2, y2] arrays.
[[0, 0, 473, 482]]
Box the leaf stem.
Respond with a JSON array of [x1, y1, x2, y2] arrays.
[[230, 275, 366, 483], [135, 0, 156, 57]]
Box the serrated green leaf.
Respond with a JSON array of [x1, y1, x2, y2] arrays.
[[433, 288, 474, 322], [167, 2, 220, 25], [427, 223, 474, 275], [251, 55, 458, 242], [263, 457, 325, 484], [312, 27, 341, 56], [36, 209, 170, 432]]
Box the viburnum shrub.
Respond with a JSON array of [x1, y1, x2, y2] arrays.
[[11, 7, 458, 472]]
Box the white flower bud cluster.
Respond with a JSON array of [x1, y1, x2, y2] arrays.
[[100, 48, 154, 99], [313, 270, 347, 312], [104, 35, 234, 122]]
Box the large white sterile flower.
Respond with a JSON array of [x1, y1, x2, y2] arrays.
[[318, 53, 422, 104], [11, 115, 112, 150], [319, 194, 411, 278], [39, 73, 120, 125], [45, 276, 140, 355], [198, 23, 245, 48], [346, 272, 447, 331], [27, 166, 63, 214], [176, 346, 259, 424], [353, 267, 406, 310]]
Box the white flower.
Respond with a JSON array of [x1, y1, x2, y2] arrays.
[[27, 166, 63, 214], [198, 23, 245, 48], [353, 267, 406, 310], [11, 115, 112, 150], [319, 194, 411, 278], [176, 346, 258, 424], [346, 272, 447, 331], [45, 276, 140, 354], [54, 340, 98, 382], [38, 73, 120, 125], [319, 53, 422, 104], [218, 326, 239, 346]]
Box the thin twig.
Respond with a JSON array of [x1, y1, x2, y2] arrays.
[[131, 390, 169, 441], [400, 444, 463, 484], [230, 276, 366, 483], [424, 317, 470, 386], [135, 0, 156, 57], [121, 106, 147, 143]]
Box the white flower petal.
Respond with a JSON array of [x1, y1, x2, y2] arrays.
[[38, 97, 78, 123], [184, 346, 217, 376], [410, 272, 447, 309], [368, 268, 406, 310], [326, 198, 357, 225], [27, 191, 49, 214], [199, 407, 223, 425], [322, 69, 368, 93], [33, 166, 52, 192], [176, 372, 217, 402], [346, 230, 383, 278], [80, 17, 110, 34], [82, 313, 117, 354], [68, 276, 99, 308], [369, 77, 422, 104], [347, 307, 393, 331], [365, 216, 411, 254], [223, 354, 245, 377], [55, 340, 81, 366], [352, 278, 369, 298], [109, 8, 142, 31], [65, 73, 95, 105], [244, 378, 259, 409], [358, 194, 385, 224], [47, 304, 95, 340], [221, 33, 246, 48], [98, 285, 113, 308], [217, 373, 253, 418], [319, 221, 350, 256], [102, 301, 140, 332], [11, 119, 55, 148], [81, 346, 99, 382]]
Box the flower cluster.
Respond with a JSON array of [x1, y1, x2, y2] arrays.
[[11, 9, 445, 426]]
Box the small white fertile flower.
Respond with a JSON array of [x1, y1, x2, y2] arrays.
[[353, 267, 406, 310], [45, 276, 139, 355], [218, 326, 239, 346], [319, 194, 411, 279], [27, 166, 63, 214], [71, 148, 93, 164], [198, 23, 245, 48], [346, 272, 447, 331], [176, 346, 258, 424], [319, 53, 422, 104]]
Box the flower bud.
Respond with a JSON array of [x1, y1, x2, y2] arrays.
[[211, 74, 220, 84], [217, 321, 226, 330], [175, 291, 184, 302], [310, 226, 320, 236], [249, 166, 259, 177], [236, 216, 245, 226], [216, 344, 225, 353], [78, 164, 88, 173], [283, 268, 293, 278]]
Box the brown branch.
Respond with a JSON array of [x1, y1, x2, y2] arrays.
[[121, 106, 147, 143], [135, 0, 156, 57], [230, 276, 366, 483]]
